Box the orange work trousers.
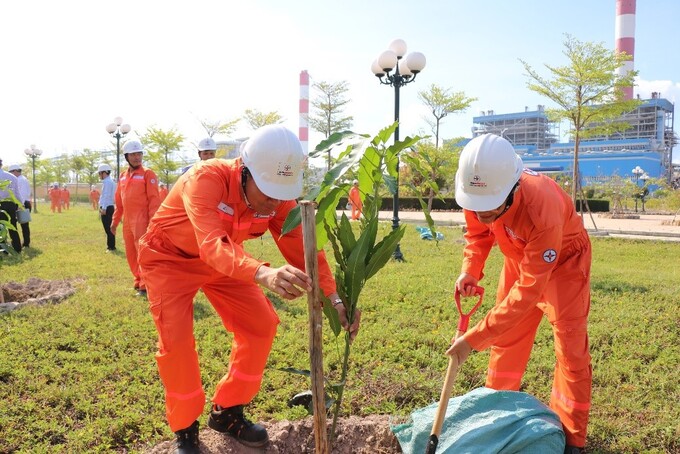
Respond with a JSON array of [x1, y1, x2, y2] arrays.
[[485, 233, 592, 447], [138, 231, 279, 432], [122, 218, 149, 290]]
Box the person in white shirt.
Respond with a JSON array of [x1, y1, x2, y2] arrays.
[[97, 163, 117, 252], [0, 158, 22, 252], [8, 164, 32, 248]]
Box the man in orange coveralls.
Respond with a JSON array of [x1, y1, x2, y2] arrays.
[[89, 185, 100, 210], [111, 140, 161, 297], [49, 183, 61, 213], [61, 184, 70, 210], [446, 134, 592, 454], [138, 125, 359, 453], [348, 179, 362, 220]]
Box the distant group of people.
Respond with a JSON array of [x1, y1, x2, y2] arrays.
[[48, 183, 70, 213]]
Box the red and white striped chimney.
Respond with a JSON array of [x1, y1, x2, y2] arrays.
[[299, 70, 310, 154], [615, 0, 636, 100]]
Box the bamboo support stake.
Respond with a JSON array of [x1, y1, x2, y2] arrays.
[[300, 201, 329, 454]]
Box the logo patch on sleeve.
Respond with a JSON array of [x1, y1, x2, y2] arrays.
[[217, 202, 234, 215], [542, 249, 557, 263]]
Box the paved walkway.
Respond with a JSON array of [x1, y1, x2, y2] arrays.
[[356, 210, 680, 242]]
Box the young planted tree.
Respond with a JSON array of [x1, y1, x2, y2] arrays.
[[309, 80, 354, 170], [402, 139, 462, 210], [418, 84, 476, 149], [283, 123, 433, 440], [243, 109, 283, 130], [79, 149, 103, 186], [141, 126, 185, 185], [520, 34, 641, 205], [69, 154, 87, 204]]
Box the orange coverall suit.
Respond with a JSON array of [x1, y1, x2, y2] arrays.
[[158, 185, 169, 201], [461, 170, 592, 447], [112, 166, 161, 291], [61, 188, 70, 209], [138, 158, 336, 432], [49, 187, 61, 213], [90, 189, 100, 210], [348, 185, 362, 220]]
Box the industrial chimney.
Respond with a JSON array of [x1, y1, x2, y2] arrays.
[[615, 0, 636, 100], [299, 70, 310, 154]]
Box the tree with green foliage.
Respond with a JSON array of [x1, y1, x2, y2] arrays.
[[309, 80, 354, 170], [402, 139, 462, 210], [243, 109, 283, 130], [79, 149, 104, 186], [69, 154, 87, 204], [198, 117, 240, 138], [418, 84, 477, 149], [521, 34, 641, 203], [141, 126, 185, 185]]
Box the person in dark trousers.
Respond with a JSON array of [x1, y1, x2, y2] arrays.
[[97, 164, 117, 252], [0, 158, 22, 253], [8, 164, 31, 248]]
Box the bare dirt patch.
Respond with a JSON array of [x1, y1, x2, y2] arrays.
[[146, 415, 403, 453], [0, 277, 76, 312]]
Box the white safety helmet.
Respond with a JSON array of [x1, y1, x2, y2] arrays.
[[240, 125, 306, 200], [122, 140, 144, 154], [8, 164, 21, 172], [197, 137, 217, 151], [97, 163, 113, 173], [455, 134, 523, 211]]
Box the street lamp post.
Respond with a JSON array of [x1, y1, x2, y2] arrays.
[[639, 172, 649, 212], [23, 145, 43, 213], [371, 39, 426, 261], [105, 117, 132, 180], [631, 165, 644, 212]]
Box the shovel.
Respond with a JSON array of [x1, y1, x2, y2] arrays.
[[425, 286, 484, 454]]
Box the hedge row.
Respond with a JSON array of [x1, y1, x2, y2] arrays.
[[338, 197, 610, 212]]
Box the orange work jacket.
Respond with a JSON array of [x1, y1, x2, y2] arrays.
[[461, 170, 588, 351], [112, 166, 161, 232], [146, 158, 337, 295]]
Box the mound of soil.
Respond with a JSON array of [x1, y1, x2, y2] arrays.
[[0, 277, 76, 312], [146, 415, 403, 453]]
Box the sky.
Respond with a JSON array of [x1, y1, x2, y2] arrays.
[[1, 0, 678, 168]]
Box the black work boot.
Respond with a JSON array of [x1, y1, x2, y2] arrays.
[[564, 446, 584, 454], [208, 404, 269, 447], [174, 420, 199, 454]]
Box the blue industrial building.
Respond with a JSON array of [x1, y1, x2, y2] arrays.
[[470, 93, 676, 186]]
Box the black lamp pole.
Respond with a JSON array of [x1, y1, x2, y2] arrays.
[[372, 39, 426, 261], [24, 146, 42, 213], [106, 117, 131, 181]]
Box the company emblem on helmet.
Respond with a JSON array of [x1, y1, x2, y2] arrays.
[[198, 137, 217, 151], [241, 125, 306, 200], [455, 134, 523, 211], [97, 163, 113, 173], [122, 140, 144, 154]]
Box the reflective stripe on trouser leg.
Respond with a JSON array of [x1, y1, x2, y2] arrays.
[[204, 279, 280, 408], [123, 227, 141, 289]]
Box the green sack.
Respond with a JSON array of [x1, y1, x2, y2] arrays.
[[392, 387, 565, 454]]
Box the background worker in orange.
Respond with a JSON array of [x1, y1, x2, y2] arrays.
[[158, 184, 169, 201], [61, 184, 70, 210], [446, 134, 592, 454], [111, 140, 161, 297], [48, 183, 61, 213], [138, 125, 359, 453], [89, 185, 100, 210], [348, 179, 362, 220]]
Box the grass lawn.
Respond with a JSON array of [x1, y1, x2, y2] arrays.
[[0, 204, 678, 453]]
